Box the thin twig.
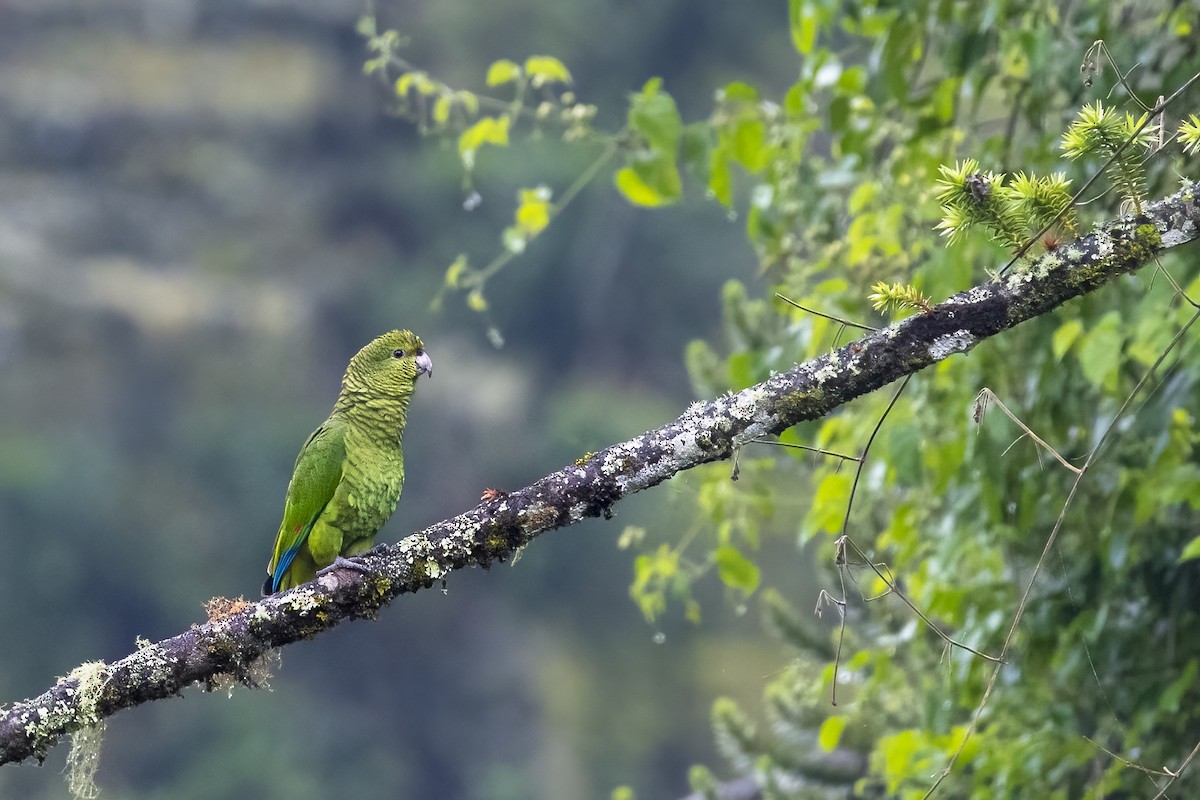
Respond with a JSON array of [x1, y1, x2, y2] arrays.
[[1090, 40, 1154, 113], [1083, 735, 1175, 779], [826, 377, 907, 705], [749, 437, 860, 463], [842, 377, 911, 537], [775, 293, 878, 332], [973, 388, 1083, 474], [1149, 738, 1200, 800], [839, 536, 1002, 664]]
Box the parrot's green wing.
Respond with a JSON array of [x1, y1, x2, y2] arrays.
[[263, 416, 347, 594]]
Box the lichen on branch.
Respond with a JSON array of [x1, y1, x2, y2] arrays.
[[1, 179, 1197, 769]]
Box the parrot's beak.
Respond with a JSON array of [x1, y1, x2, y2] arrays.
[[416, 350, 433, 378]]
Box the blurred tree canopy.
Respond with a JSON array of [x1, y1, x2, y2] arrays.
[[2, 1, 1200, 799], [367, 0, 1200, 796]]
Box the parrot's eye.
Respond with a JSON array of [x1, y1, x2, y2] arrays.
[[392, 349, 406, 359]]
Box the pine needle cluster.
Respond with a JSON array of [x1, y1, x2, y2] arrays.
[[934, 159, 1078, 254], [1060, 100, 1157, 214]]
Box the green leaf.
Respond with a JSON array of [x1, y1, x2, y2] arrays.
[[886, 424, 923, 485], [432, 95, 452, 125], [458, 115, 510, 166], [355, 15, 377, 37], [730, 119, 768, 173], [1051, 319, 1083, 360], [629, 79, 682, 157], [878, 730, 921, 794], [880, 19, 916, 100], [687, 765, 718, 795], [395, 71, 437, 97], [714, 545, 761, 595], [524, 55, 572, 86], [1076, 311, 1123, 391], [466, 289, 488, 312], [515, 187, 552, 236], [930, 77, 958, 123], [722, 81, 759, 102], [1163, 465, 1200, 508], [817, 716, 847, 752], [1158, 659, 1198, 712], [848, 181, 877, 214], [616, 167, 663, 206], [617, 525, 646, 550], [789, 0, 817, 54], [615, 158, 681, 207], [727, 351, 755, 390], [829, 95, 850, 135], [708, 145, 732, 206], [783, 83, 806, 118], [836, 66, 867, 95], [486, 59, 522, 87], [805, 472, 852, 538], [630, 544, 678, 622], [1181, 535, 1200, 562], [444, 254, 467, 288]]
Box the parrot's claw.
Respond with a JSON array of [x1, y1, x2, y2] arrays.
[[316, 555, 372, 579]]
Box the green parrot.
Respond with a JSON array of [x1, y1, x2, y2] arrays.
[[262, 329, 432, 594]]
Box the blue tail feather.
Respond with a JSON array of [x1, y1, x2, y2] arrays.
[[263, 540, 306, 595]]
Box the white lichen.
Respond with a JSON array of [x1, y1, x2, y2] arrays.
[[665, 431, 697, 460], [125, 641, 173, 687], [602, 448, 629, 474], [731, 387, 766, 420], [282, 589, 321, 615], [929, 331, 977, 360], [1162, 227, 1191, 247], [814, 359, 840, 383]]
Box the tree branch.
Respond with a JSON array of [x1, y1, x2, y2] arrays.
[[2, 181, 1197, 767]]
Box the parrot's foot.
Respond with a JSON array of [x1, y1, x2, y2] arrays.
[[316, 555, 372, 579]]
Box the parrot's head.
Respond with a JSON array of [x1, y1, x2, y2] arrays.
[[344, 329, 433, 399]]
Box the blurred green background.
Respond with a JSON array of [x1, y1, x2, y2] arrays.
[[0, 1, 807, 798]]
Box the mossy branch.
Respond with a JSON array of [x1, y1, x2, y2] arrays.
[[2, 180, 1199, 769]]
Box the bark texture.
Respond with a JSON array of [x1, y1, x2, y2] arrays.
[[2, 180, 1197, 767]]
